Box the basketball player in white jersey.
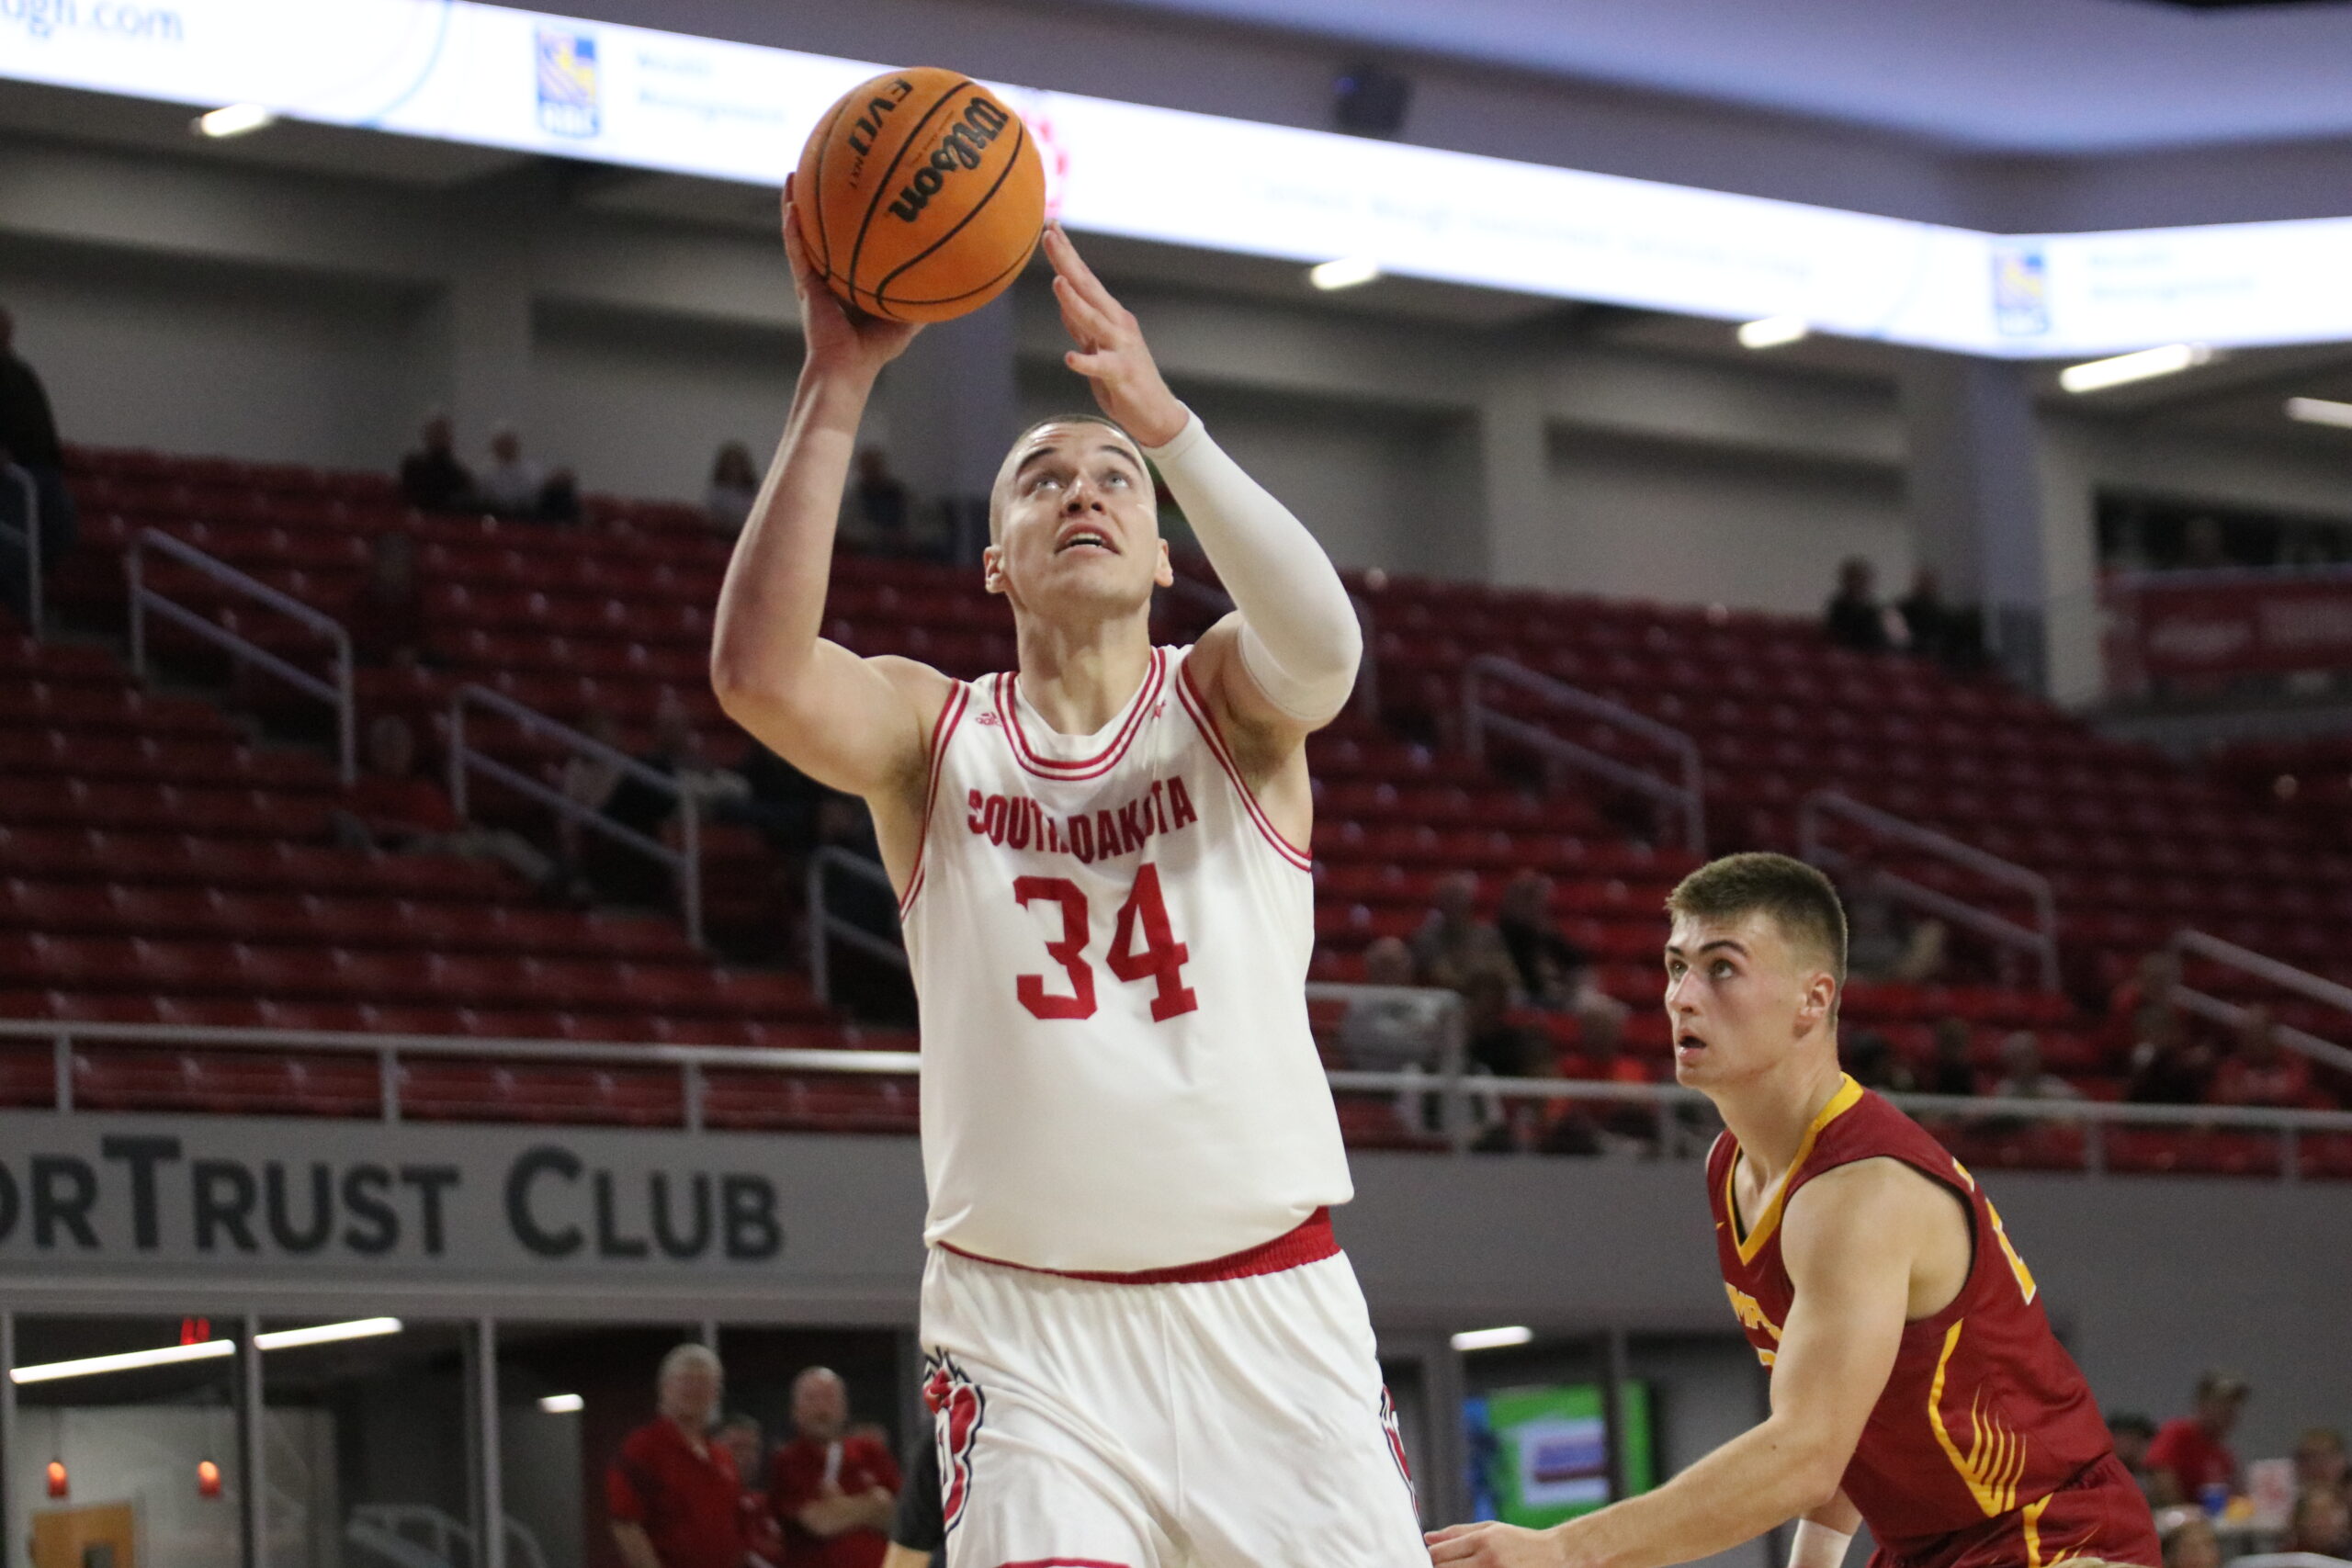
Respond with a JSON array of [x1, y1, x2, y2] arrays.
[[710, 186, 1421, 1568]]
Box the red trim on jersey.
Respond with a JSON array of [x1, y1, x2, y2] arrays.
[[994, 649, 1166, 780], [898, 682, 972, 919], [942, 1207, 1337, 1285], [1173, 657, 1313, 872]]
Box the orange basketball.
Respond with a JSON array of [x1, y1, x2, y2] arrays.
[[795, 68, 1046, 323]]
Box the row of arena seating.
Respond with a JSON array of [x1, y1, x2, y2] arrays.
[[9, 443, 2346, 1152]]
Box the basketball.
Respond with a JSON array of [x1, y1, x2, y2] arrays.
[[794, 68, 1046, 323]]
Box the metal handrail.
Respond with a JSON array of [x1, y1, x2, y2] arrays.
[[1800, 790, 2063, 991], [1158, 570, 1383, 721], [7, 1015, 2348, 1178], [0, 462, 41, 639], [2170, 928, 2352, 1075], [1460, 655, 1706, 852], [128, 526, 356, 784], [807, 845, 908, 1006], [446, 683, 705, 947]]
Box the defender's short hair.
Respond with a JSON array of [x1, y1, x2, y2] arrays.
[[1666, 852, 1848, 982], [989, 412, 1143, 544]]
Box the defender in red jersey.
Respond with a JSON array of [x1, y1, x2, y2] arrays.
[[1430, 854, 2156, 1568]]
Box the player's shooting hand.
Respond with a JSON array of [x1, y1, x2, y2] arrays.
[[1425, 1521, 1571, 1568], [1044, 224, 1188, 448], [783, 177, 922, 382]]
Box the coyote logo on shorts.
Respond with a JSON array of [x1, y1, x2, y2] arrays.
[[922, 1351, 986, 1534], [1379, 1386, 1416, 1503]]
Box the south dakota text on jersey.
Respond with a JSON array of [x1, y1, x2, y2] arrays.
[[964, 775, 1202, 864]]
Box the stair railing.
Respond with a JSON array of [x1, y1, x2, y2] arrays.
[[1460, 654, 1705, 853], [2169, 928, 2352, 1076]]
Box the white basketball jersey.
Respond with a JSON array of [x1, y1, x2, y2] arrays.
[[899, 644, 1352, 1274]]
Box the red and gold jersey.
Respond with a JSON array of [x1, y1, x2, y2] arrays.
[[1708, 1077, 2157, 1568]]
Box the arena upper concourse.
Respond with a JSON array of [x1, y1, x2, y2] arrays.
[[2, 2, 2351, 1566]]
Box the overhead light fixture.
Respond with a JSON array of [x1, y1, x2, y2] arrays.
[[1450, 1325, 1534, 1352], [253, 1317, 402, 1351], [2285, 396, 2352, 430], [2059, 343, 2211, 394], [193, 103, 276, 139], [11, 1319, 402, 1383], [1308, 256, 1381, 292], [1737, 315, 1810, 350], [539, 1393, 585, 1414]]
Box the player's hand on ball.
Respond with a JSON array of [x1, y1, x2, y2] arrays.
[[1044, 224, 1188, 448], [783, 177, 921, 380], [1425, 1521, 1570, 1568]]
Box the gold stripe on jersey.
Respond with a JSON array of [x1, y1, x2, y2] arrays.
[[1725, 1075, 1865, 1265], [1929, 1320, 2031, 1517]]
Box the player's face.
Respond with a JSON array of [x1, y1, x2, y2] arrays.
[[1662, 910, 1836, 1089], [984, 423, 1173, 617]]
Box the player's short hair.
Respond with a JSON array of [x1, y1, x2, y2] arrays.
[[989, 412, 1143, 545], [1666, 852, 1848, 983]]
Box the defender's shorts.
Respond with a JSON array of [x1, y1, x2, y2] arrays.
[[919, 1213, 1424, 1568]]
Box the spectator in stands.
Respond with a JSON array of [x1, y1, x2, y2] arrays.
[[1846, 884, 1950, 986], [1495, 869, 1611, 1016], [2147, 1371, 2247, 1506], [608, 1343, 745, 1568], [1340, 937, 1449, 1072], [538, 465, 582, 525], [727, 738, 829, 861], [2298, 1427, 2350, 1505], [1824, 557, 1893, 652], [2127, 1004, 2211, 1106], [344, 529, 426, 669], [1461, 968, 1549, 1152], [2108, 1412, 2164, 1506], [767, 1368, 899, 1568], [1576, 1006, 1658, 1149], [0, 303, 76, 615], [2209, 1005, 2314, 1109], [1924, 1018, 1979, 1098], [2155, 1508, 2221, 1568], [576, 694, 743, 905], [1990, 1032, 2081, 1101], [398, 412, 474, 514], [1411, 872, 1516, 994], [715, 1415, 784, 1568], [1845, 1031, 1917, 1094], [477, 426, 547, 519], [1894, 568, 1950, 658], [848, 446, 912, 554], [2288, 1484, 2352, 1559], [706, 441, 761, 537], [333, 715, 560, 893]]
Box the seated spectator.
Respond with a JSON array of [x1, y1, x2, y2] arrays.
[[477, 425, 546, 519], [1495, 869, 1611, 1015], [2107, 949, 2181, 1053], [2108, 1411, 2162, 1506], [537, 465, 582, 525], [1894, 568, 1951, 660], [1846, 884, 1949, 986], [344, 530, 425, 669], [706, 441, 761, 536], [1845, 1030, 1917, 1094], [715, 1414, 785, 1568], [1460, 969, 1550, 1152], [397, 412, 473, 513], [331, 715, 560, 893], [2209, 1005, 2314, 1109], [848, 446, 912, 553], [2299, 1427, 2349, 1504], [2154, 1508, 2220, 1568], [2288, 1484, 2352, 1559], [1575, 1007, 1658, 1148], [575, 694, 745, 906], [0, 302, 77, 614], [2147, 1371, 2246, 1506], [1340, 937, 1449, 1072], [1924, 1018, 1978, 1097], [2126, 1004, 2211, 1106], [726, 738, 830, 861], [1824, 557, 1893, 652], [1990, 1032, 2081, 1101], [1411, 872, 1516, 994]]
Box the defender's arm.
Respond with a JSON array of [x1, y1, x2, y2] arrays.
[[1426, 1162, 1917, 1568], [711, 186, 949, 808]]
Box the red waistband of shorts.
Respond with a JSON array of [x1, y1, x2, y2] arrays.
[[941, 1208, 1340, 1285]]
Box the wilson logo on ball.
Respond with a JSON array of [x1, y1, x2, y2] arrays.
[[888, 97, 1012, 222]]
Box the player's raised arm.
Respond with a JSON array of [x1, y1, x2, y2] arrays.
[[711, 184, 951, 807], [1427, 1162, 1917, 1568], [1043, 226, 1363, 756]]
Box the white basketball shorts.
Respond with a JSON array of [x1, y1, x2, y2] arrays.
[[918, 1212, 1424, 1568]]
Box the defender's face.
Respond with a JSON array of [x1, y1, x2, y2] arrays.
[[985, 423, 1172, 615], [1662, 910, 1834, 1089]]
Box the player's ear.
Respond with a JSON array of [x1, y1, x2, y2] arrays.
[[982, 544, 1008, 596], [1797, 968, 1838, 1035], [1153, 538, 1174, 590]]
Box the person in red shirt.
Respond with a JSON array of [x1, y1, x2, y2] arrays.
[[2146, 1373, 2246, 1506], [608, 1344, 747, 1568], [2208, 1010, 2315, 1111], [716, 1414, 785, 1568], [767, 1368, 899, 1568]]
